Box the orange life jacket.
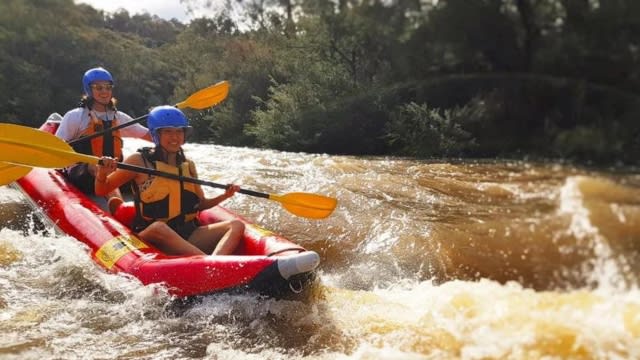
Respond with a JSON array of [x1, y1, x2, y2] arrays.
[[72, 110, 123, 160]]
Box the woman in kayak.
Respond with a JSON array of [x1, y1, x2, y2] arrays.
[[55, 67, 152, 199], [94, 106, 244, 256]]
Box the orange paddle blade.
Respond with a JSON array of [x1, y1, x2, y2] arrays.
[[270, 192, 337, 219]]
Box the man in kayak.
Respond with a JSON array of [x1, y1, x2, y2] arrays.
[[93, 106, 244, 256], [55, 67, 152, 203]]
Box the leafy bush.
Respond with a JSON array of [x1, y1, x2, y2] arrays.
[[385, 102, 477, 157]]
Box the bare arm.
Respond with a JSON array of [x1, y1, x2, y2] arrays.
[[118, 112, 152, 141], [95, 153, 145, 196], [190, 162, 239, 210]]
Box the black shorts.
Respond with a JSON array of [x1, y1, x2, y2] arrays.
[[65, 163, 96, 195], [173, 220, 199, 240], [134, 219, 199, 240]]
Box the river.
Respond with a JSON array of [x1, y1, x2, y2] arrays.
[[1, 138, 640, 359]]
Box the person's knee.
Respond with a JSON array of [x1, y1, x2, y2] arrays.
[[229, 220, 245, 233], [87, 164, 98, 176], [145, 221, 170, 236], [66, 163, 96, 194]]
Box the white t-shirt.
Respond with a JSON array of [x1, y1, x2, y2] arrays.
[[55, 107, 149, 142]]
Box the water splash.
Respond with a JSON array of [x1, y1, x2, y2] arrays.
[[3, 145, 640, 358], [557, 176, 636, 290]]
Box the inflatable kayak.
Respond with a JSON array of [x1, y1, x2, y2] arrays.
[[9, 117, 321, 298]]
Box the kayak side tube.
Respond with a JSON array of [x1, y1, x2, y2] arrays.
[[129, 251, 320, 298]]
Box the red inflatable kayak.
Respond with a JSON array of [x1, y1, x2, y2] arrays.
[[12, 118, 320, 298]]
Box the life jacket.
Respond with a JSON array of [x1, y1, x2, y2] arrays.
[[132, 148, 201, 233], [71, 109, 123, 160]]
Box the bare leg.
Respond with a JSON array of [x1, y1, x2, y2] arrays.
[[188, 220, 245, 255], [107, 187, 123, 200], [138, 221, 205, 256]]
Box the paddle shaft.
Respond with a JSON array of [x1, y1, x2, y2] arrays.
[[69, 114, 147, 145], [114, 161, 269, 199]]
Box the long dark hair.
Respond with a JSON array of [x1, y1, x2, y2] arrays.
[[147, 146, 188, 166]]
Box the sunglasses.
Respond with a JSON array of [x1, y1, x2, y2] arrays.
[[90, 84, 114, 91]]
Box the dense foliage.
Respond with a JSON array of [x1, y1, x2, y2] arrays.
[[1, 0, 639, 165]]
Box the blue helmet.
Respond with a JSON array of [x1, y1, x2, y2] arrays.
[[147, 105, 193, 145], [82, 67, 114, 96]]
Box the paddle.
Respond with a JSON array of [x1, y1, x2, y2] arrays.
[[0, 124, 337, 219], [69, 80, 230, 145], [0, 81, 230, 187]]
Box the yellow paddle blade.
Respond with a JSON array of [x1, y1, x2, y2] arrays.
[[270, 192, 337, 219], [0, 161, 32, 185], [0, 124, 97, 168], [175, 81, 229, 110]]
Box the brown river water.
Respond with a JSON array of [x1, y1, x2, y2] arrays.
[[1, 138, 640, 359]]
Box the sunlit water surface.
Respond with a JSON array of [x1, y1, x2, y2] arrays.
[[1, 139, 640, 359]]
